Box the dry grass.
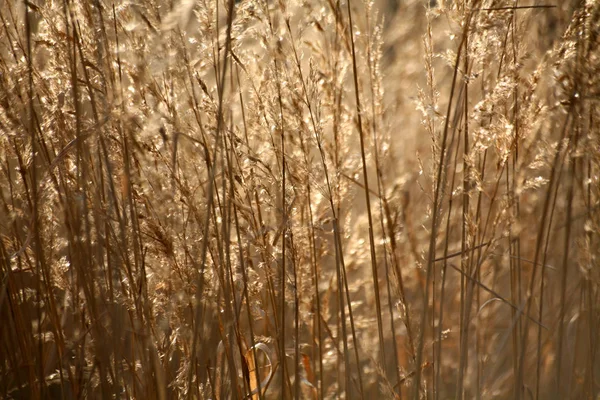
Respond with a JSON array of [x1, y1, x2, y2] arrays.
[[1, 0, 599, 398]]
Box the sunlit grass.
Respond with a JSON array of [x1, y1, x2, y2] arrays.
[[1, 0, 598, 399]]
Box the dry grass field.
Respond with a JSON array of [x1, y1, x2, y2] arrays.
[[1, 0, 599, 398]]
